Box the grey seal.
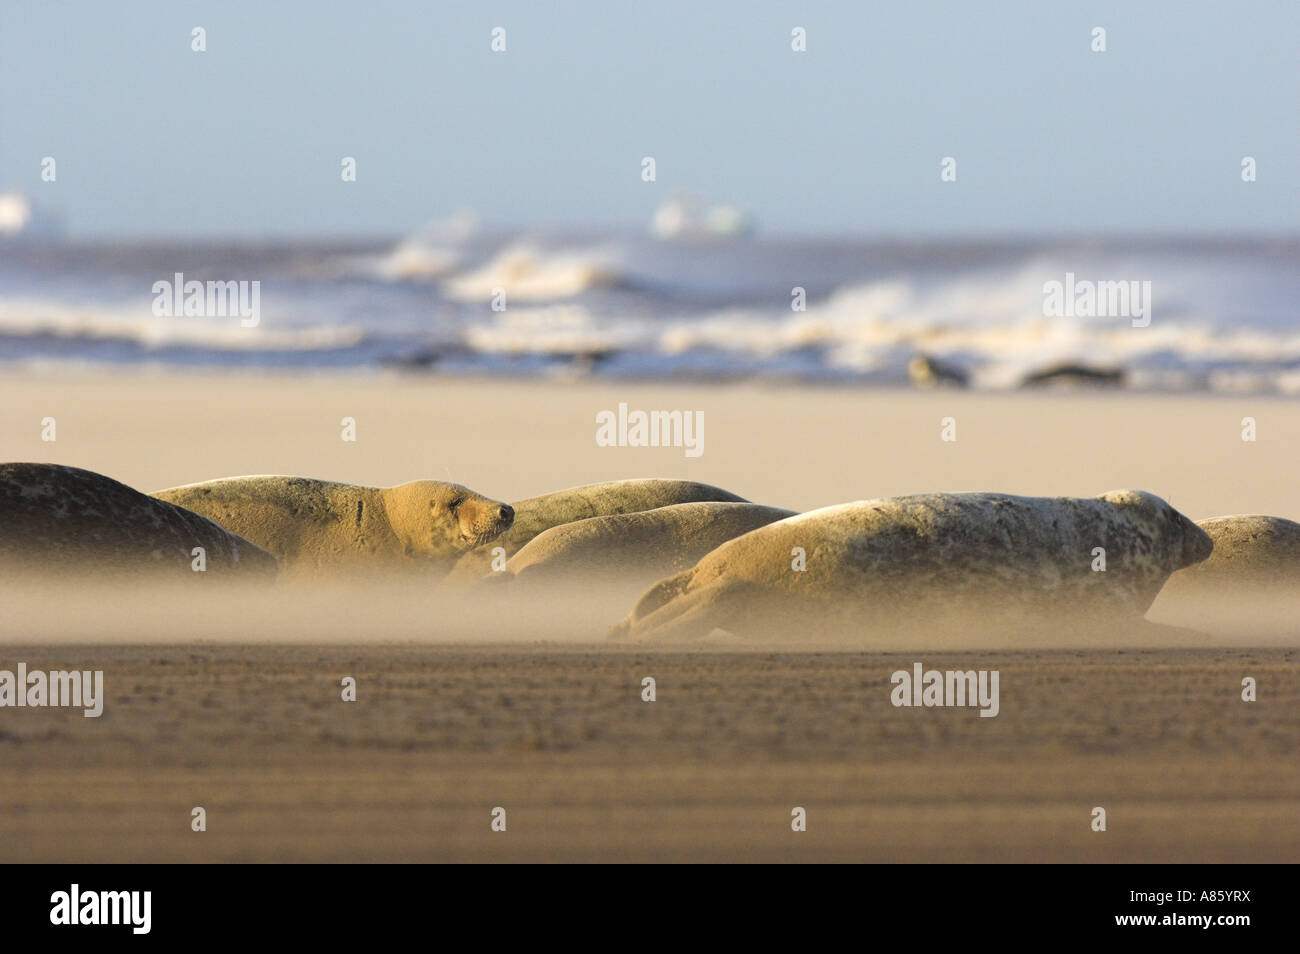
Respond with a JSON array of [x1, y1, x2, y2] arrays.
[[612, 490, 1212, 643], [442, 478, 747, 586], [0, 463, 276, 580], [154, 475, 512, 577]]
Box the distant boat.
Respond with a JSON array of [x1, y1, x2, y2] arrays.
[[0, 192, 66, 240], [650, 194, 753, 240]]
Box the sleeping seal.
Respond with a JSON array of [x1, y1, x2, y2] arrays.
[[153, 475, 512, 577]]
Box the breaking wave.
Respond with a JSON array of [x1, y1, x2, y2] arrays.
[[2, 231, 1297, 391]]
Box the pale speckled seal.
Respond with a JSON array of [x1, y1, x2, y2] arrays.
[[1149, 515, 1300, 634], [503, 501, 796, 604], [153, 475, 512, 577], [612, 490, 1213, 643], [0, 462, 277, 579], [441, 479, 748, 586], [1165, 515, 1300, 585]]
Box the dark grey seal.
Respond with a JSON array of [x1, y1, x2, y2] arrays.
[[0, 463, 277, 580]]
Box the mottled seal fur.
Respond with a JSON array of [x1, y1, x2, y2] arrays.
[[503, 502, 795, 604], [612, 490, 1212, 643], [153, 475, 512, 577], [1150, 515, 1300, 634], [442, 479, 747, 586], [0, 462, 276, 580], [1166, 515, 1300, 585]]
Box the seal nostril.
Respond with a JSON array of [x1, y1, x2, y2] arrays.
[[499, 504, 514, 524]]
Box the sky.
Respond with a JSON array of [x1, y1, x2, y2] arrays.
[[1, 0, 1296, 238]]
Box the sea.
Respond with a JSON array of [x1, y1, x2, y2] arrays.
[[3, 220, 1297, 393]]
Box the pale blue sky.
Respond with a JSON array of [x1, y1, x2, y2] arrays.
[[2, 0, 1296, 238]]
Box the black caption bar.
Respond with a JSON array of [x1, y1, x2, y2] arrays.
[[3, 864, 1282, 941]]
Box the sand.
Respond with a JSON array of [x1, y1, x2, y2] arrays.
[[1, 369, 1297, 861], [3, 369, 1298, 520], [1, 645, 1295, 863]]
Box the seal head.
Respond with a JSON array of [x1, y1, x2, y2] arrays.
[[382, 480, 514, 557]]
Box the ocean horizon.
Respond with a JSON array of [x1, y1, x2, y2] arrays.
[[4, 223, 1298, 394]]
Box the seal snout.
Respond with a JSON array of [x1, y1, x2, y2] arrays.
[[454, 495, 515, 547], [1180, 515, 1214, 568], [497, 503, 515, 530]]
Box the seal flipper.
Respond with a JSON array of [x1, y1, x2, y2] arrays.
[[629, 568, 694, 620], [612, 577, 761, 642]]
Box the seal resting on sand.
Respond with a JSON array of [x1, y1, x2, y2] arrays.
[[0, 462, 276, 580], [611, 490, 1213, 643], [441, 478, 747, 586], [501, 504, 795, 600], [1164, 515, 1300, 586], [153, 475, 512, 577], [1150, 514, 1300, 635]]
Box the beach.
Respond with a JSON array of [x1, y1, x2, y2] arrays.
[[4, 369, 1299, 521], [1, 644, 1295, 863], [1, 370, 1297, 861]]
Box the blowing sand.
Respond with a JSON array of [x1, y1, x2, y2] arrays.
[[1, 369, 1297, 861]]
